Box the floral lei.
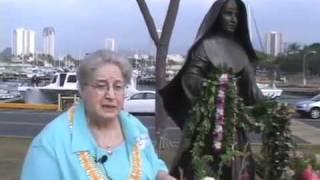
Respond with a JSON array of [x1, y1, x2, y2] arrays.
[[68, 106, 142, 180], [185, 72, 239, 179], [212, 73, 230, 153], [183, 70, 293, 180]]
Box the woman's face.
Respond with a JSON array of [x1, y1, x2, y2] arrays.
[[81, 63, 125, 122], [220, 0, 239, 33]]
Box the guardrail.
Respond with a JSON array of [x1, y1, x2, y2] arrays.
[[57, 93, 79, 111], [0, 94, 80, 111], [0, 103, 58, 111]]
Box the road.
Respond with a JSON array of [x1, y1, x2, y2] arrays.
[[0, 110, 182, 141], [0, 109, 319, 144]]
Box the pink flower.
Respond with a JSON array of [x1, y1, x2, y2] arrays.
[[212, 74, 229, 153], [240, 170, 250, 180], [301, 165, 320, 180]]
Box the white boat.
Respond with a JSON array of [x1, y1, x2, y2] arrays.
[[257, 83, 283, 99], [0, 89, 21, 100], [18, 72, 138, 104]]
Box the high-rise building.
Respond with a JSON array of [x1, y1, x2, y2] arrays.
[[43, 27, 55, 57], [265, 31, 283, 56], [12, 28, 24, 56], [12, 28, 36, 56], [105, 38, 116, 52]]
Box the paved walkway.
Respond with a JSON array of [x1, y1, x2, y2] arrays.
[[291, 119, 320, 144]]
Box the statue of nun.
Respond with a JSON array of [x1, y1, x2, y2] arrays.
[[159, 0, 264, 179]]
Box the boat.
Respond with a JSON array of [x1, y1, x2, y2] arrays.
[[0, 89, 21, 100], [18, 72, 138, 104], [257, 83, 283, 99]]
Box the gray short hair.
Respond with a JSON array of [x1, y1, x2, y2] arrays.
[[77, 50, 132, 90]]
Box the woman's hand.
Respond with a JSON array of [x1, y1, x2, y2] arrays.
[[156, 171, 177, 180]]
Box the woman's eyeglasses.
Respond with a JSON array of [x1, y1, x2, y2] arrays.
[[89, 82, 125, 96]]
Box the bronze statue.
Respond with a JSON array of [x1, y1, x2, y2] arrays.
[[159, 0, 264, 179]]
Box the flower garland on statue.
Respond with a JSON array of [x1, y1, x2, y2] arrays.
[[68, 106, 142, 180], [212, 74, 228, 152], [183, 69, 293, 180], [251, 101, 293, 180], [185, 70, 242, 179]]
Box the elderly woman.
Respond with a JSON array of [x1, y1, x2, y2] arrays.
[[21, 50, 175, 180]]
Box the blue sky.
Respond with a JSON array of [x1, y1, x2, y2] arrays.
[[1, 0, 320, 57]]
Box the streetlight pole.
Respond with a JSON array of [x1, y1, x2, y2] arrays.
[[302, 50, 316, 86]]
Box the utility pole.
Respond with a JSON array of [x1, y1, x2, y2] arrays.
[[302, 51, 316, 86]]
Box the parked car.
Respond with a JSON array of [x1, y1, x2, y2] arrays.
[[123, 91, 155, 115], [295, 94, 320, 119]]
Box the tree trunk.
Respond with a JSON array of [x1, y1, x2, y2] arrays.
[[136, 0, 180, 149], [155, 44, 169, 148], [136, 0, 160, 46]]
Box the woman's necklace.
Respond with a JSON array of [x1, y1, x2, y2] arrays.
[[68, 106, 142, 180], [105, 130, 117, 156], [106, 145, 113, 156]]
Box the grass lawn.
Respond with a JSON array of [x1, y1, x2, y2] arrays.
[[0, 137, 31, 180], [1, 136, 320, 180], [297, 144, 320, 155]]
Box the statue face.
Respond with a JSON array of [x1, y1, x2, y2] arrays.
[[220, 0, 239, 33]]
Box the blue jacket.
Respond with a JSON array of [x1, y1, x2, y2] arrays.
[[21, 101, 168, 180]]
